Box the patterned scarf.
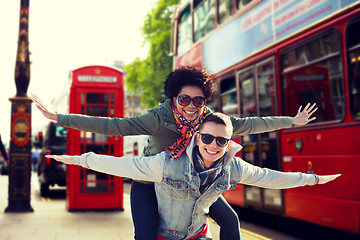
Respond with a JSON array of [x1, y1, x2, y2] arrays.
[[165, 105, 205, 160]]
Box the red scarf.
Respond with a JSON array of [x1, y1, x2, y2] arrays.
[[165, 105, 205, 160]]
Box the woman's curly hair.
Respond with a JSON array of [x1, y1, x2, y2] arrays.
[[164, 66, 215, 102]]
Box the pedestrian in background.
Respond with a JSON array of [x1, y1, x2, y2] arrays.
[[30, 66, 317, 240], [31, 147, 40, 172], [0, 134, 9, 175]]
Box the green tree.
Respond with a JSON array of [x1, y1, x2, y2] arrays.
[[125, 0, 181, 108]]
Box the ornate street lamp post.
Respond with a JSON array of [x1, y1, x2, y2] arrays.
[[5, 0, 33, 213]]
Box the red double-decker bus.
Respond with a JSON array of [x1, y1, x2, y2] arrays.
[[171, 0, 360, 234]]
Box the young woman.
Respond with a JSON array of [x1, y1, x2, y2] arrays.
[[30, 66, 317, 240]]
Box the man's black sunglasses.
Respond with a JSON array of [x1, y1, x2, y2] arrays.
[[199, 133, 230, 148], [177, 94, 206, 108]]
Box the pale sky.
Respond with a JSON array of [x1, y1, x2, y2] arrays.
[[0, 0, 157, 145]]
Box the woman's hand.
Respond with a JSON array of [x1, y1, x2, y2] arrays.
[[292, 103, 318, 125], [317, 174, 341, 184], [46, 155, 74, 165], [29, 93, 58, 121]]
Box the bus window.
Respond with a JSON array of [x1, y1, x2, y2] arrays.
[[238, 68, 257, 167], [194, 0, 216, 42], [207, 80, 219, 112], [236, 0, 254, 11], [283, 32, 340, 70], [238, 68, 255, 117], [220, 76, 237, 116], [257, 59, 276, 117], [257, 59, 279, 171], [347, 19, 360, 119], [177, 4, 192, 56], [218, 0, 234, 25], [281, 31, 345, 123]]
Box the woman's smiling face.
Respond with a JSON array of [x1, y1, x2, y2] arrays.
[[173, 85, 205, 121]]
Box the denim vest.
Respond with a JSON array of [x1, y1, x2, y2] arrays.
[[155, 138, 242, 239]]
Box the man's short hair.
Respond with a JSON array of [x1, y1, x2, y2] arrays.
[[199, 113, 233, 133]]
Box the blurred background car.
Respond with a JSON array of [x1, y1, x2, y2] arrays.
[[37, 122, 67, 196], [123, 135, 148, 182]]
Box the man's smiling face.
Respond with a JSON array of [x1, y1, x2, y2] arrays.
[[196, 121, 232, 168]]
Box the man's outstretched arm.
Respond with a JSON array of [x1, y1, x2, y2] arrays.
[[47, 152, 166, 182]]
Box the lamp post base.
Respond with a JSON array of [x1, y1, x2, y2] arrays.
[[5, 201, 33, 213], [5, 97, 33, 213]]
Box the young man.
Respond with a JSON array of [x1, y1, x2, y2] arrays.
[[48, 113, 340, 240]]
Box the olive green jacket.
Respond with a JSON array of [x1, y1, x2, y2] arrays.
[[57, 99, 293, 157]]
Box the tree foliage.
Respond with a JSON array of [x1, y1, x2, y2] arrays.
[[124, 0, 182, 108]]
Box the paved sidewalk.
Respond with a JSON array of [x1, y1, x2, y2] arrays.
[[0, 175, 220, 240]]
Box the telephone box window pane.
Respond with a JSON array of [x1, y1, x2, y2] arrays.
[[80, 131, 86, 142], [110, 107, 115, 117], [81, 170, 111, 194], [81, 93, 85, 104], [81, 132, 108, 143], [86, 182, 109, 194], [86, 93, 106, 104], [81, 106, 85, 114], [111, 94, 115, 104], [93, 134, 108, 143], [86, 93, 98, 103], [110, 144, 114, 155], [104, 93, 109, 104], [81, 144, 109, 154], [87, 170, 109, 181], [86, 106, 109, 116]]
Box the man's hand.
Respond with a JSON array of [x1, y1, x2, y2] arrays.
[[292, 103, 318, 125], [317, 174, 341, 184], [29, 93, 58, 121], [46, 155, 74, 165]]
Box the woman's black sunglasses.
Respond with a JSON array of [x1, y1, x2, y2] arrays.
[[177, 94, 206, 108], [199, 133, 230, 148]]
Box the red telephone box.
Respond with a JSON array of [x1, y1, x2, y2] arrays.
[[66, 65, 124, 210]]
